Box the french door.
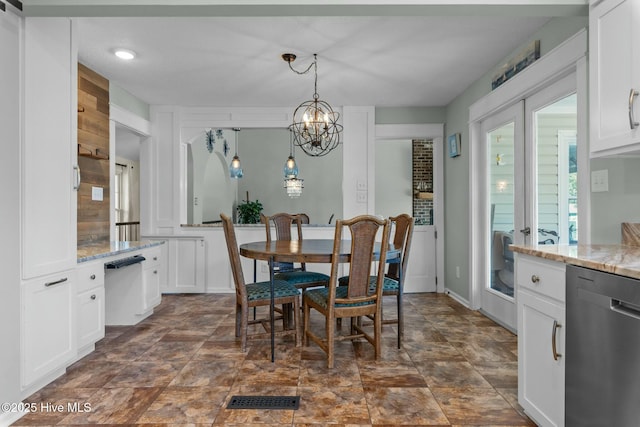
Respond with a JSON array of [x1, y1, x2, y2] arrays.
[[481, 73, 578, 330]]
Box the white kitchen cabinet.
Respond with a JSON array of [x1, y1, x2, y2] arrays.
[[105, 246, 163, 325], [22, 17, 78, 279], [144, 236, 205, 293], [76, 261, 105, 357], [141, 247, 162, 312], [589, 0, 640, 156], [21, 270, 76, 394], [516, 254, 566, 427]]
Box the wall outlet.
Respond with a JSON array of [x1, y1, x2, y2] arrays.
[[91, 186, 103, 201], [356, 191, 367, 203]]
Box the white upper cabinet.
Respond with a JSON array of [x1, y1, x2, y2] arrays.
[[590, 0, 640, 156], [22, 18, 78, 279]]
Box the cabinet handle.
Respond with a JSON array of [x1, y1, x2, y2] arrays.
[[44, 277, 68, 287], [629, 89, 639, 129], [153, 257, 157, 261], [90, 274, 96, 280], [73, 164, 81, 190], [551, 320, 562, 361], [90, 294, 96, 300], [531, 275, 540, 283], [153, 270, 158, 274]]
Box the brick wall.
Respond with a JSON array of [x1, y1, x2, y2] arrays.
[[412, 139, 433, 225]]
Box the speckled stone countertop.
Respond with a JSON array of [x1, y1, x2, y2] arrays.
[[180, 223, 334, 228], [77, 240, 165, 263], [510, 244, 640, 280]]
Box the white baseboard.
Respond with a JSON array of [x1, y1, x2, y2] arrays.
[[444, 288, 470, 308], [0, 410, 26, 427]]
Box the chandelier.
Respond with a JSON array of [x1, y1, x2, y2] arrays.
[[283, 129, 303, 197], [282, 53, 342, 157]]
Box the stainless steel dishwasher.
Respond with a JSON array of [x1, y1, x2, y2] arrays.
[[566, 264, 640, 426]]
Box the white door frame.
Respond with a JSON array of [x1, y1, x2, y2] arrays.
[[524, 72, 577, 247], [468, 30, 588, 318], [479, 102, 524, 331], [375, 123, 445, 293], [109, 104, 152, 241]]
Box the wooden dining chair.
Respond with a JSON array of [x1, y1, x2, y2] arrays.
[[261, 212, 330, 294], [303, 215, 391, 368], [338, 214, 414, 348], [220, 213, 301, 352]]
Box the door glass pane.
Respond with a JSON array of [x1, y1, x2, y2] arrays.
[[489, 122, 515, 297], [534, 94, 577, 245]]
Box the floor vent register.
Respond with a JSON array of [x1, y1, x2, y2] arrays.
[[226, 395, 300, 410]]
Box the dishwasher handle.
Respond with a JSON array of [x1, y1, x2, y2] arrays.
[[611, 299, 640, 320]]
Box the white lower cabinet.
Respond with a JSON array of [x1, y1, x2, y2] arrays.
[[76, 261, 105, 356], [21, 270, 76, 393], [141, 247, 162, 313], [105, 247, 163, 325], [516, 254, 566, 427]]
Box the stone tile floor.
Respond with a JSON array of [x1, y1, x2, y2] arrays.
[[13, 292, 534, 426]]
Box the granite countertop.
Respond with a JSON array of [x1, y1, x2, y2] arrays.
[[77, 240, 165, 263], [180, 223, 335, 228], [510, 244, 640, 280]]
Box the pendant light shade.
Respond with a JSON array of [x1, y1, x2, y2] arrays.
[[229, 128, 243, 179], [284, 177, 303, 197], [284, 129, 303, 197]]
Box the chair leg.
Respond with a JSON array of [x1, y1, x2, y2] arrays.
[[326, 314, 335, 369], [396, 292, 403, 349], [235, 303, 241, 338], [240, 304, 248, 352], [294, 297, 301, 347], [303, 299, 310, 347], [374, 311, 382, 360]]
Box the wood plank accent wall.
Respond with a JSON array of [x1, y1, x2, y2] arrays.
[[77, 63, 110, 246]]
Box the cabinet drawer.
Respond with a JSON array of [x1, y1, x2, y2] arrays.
[[76, 261, 105, 294], [516, 254, 566, 302], [145, 247, 161, 266]]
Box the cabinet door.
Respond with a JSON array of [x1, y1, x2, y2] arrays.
[[590, 0, 640, 154], [22, 18, 77, 278], [21, 272, 76, 389], [518, 289, 565, 427], [141, 265, 161, 313], [77, 286, 105, 350]]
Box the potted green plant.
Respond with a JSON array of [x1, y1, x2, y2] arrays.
[[237, 197, 263, 224]]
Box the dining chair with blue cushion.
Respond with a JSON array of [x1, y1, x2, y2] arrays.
[[303, 215, 391, 368], [261, 212, 330, 293], [220, 213, 301, 352], [338, 213, 414, 348]]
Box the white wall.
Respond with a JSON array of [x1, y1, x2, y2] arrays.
[[0, 8, 23, 425], [375, 139, 412, 218]]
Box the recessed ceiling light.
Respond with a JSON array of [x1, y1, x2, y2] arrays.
[[114, 49, 136, 60]]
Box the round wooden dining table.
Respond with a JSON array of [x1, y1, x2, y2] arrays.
[[239, 239, 401, 361]]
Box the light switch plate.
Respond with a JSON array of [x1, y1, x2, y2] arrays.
[[591, 169, 609, 193], [92, 186, 103, 201]]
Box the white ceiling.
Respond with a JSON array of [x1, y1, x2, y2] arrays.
[[75, 14, 557, 109]]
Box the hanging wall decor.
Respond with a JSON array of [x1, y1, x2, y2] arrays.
[[205, 129, 215, 153]]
